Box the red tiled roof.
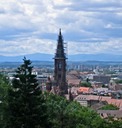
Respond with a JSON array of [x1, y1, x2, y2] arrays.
[[78, 87, 90, 93], [74, 94, 122, 109], [103, 99, 122, 108]]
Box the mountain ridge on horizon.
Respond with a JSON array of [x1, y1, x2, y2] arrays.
[[0, 53, 122, 62]]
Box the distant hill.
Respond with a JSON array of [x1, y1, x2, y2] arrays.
[[0, 53, 54, 62], [68, 54, 122, 61], [0, 53, 122, 62]]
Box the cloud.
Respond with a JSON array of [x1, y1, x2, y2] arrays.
[[68, 38, 122, 55], [0, 0, 121, 56], [0, 37, 56, 56]]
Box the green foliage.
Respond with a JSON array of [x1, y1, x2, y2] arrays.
[[79, 81, 92, 87], [45, 93, 122, 128], [6, 58, 48, 128], [109, 120, 122, 128], [86, 78, 90, 82], [115, 79, 122, 84], [45, 92, 69, 128], [100, 104, 119, 110], [0, 74, 10, 127], [0, 74, 9, 103], [45, 92, 107, 128]]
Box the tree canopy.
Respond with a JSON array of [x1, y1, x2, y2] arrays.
[[45, 92, 108, 128], [100, 104, 119, 110], [115, 79, 122, 84], [79, 81, 92, 87], [0, 74, 10, 127], [6, 57, 48, 128]]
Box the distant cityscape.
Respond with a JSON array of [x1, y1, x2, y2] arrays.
[[1, 55, 122, 119], [1, 30, 122, 121]]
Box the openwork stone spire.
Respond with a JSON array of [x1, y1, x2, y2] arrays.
[[54, 29, 68, 95]]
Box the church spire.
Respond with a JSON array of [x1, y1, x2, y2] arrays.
[[59, 28, 61, 36], [54, 29, 68, 95], [55, 29, 65, 59]]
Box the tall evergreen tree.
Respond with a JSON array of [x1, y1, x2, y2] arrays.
[[0, 74, 10, 127], [6, 57, 47, 128]]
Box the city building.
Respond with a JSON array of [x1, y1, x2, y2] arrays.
[[97, 110, 122, 120], [67, 70, 81, 86], [93, 75, 111, 85]]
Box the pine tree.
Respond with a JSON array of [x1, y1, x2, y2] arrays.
[[6, 57, 47, 128], [0, 74, 10, 127]]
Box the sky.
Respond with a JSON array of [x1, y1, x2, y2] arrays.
[[0, 0, 122, 56]]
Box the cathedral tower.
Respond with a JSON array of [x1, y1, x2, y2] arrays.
[[54, 29, 68, 95]]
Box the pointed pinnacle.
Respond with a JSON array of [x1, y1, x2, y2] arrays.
[[59, 28, 61, 36]]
